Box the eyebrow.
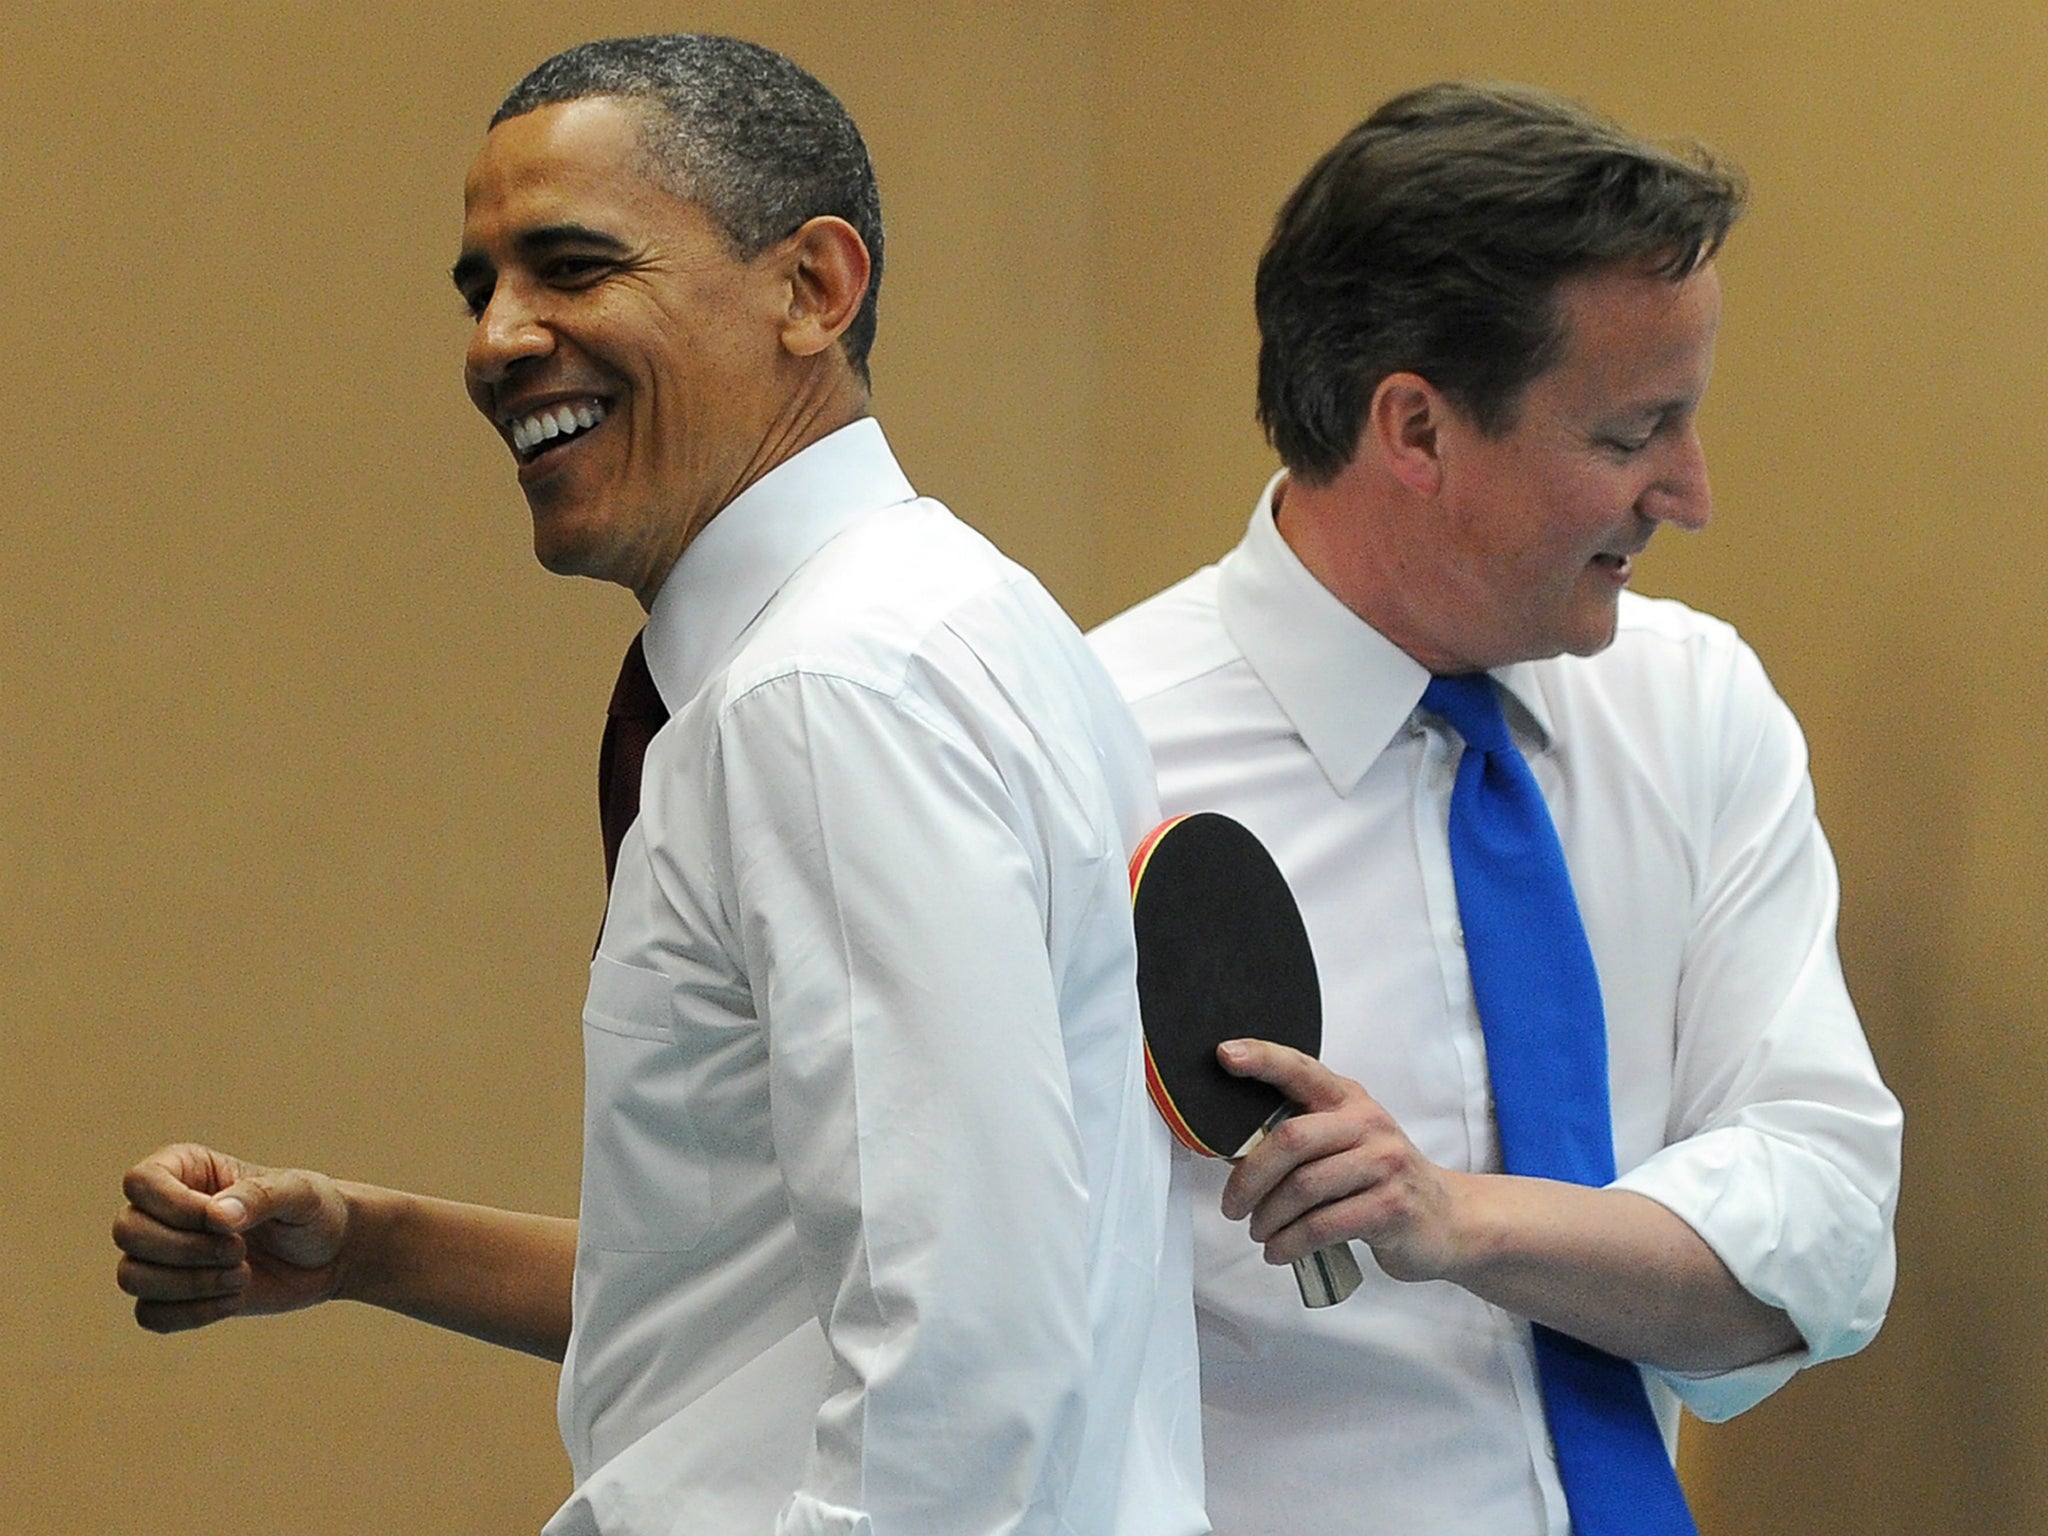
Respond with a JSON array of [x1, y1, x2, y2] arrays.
[[449, 222, 634, 292]]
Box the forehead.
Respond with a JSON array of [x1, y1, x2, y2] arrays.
[[459, 97, 677, 247]]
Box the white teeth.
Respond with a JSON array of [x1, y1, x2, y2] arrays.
[[506, 400, 608, 458]]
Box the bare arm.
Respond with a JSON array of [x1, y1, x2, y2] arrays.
[[1218, 1041, 1801, 1374], [114, 1142, 576, 1361], [328, 1183, 575, 1358]]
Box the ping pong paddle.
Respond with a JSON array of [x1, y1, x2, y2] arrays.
[[1129, 811, 1363, 1308]]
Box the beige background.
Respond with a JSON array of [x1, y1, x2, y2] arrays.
[[4, 1, 2038, 1530]]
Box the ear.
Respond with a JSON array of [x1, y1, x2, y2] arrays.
[[775, 216, 871, 361], [1365, 372, 1447, 497]]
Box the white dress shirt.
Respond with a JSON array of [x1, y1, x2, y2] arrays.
[[1087, 480, 1901, 1536], [546, 420, 1205, 1536]]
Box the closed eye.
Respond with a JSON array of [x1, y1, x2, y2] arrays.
[[1600, 406, 1689, 457], [450, 250, 495, 319], [542, 255, 614, 288]]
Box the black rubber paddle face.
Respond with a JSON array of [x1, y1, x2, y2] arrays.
[[1130, 813, 1322, 1158]]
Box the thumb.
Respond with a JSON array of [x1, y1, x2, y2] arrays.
[[1218, 1037, 1349, 1112], [205, 1170, 324, 1235]]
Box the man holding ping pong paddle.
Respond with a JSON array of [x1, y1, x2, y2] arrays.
[[1091, 83, 1902, 1534]]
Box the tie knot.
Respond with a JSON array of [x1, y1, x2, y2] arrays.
[[1421, 672, 1511, 754]]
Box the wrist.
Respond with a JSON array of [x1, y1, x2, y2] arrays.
[[330, 1180, 405, 1307], [1417, 1169, 1525, 1287]]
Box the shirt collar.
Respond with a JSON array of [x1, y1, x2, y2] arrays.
[[641, 416, 917, 709], [1217, 473, 1556, 794]]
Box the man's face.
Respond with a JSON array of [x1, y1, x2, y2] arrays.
[[454, 98, 798, 605], [1423, 259, 1722, 670]]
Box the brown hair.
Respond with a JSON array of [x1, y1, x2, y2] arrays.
[[1255, 81, 1746, 483]]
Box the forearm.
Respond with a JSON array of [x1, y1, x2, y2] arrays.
[[1223, 1042, 1807, 1375], [1433, 1173, 1800, 1373], [335, 1183, 577, 1361]]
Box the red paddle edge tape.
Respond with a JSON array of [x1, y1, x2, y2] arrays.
[[1130, 815, 1228, 1159], [1143, 1048, 1219, 1157], [1126, 814, 1189, 890]]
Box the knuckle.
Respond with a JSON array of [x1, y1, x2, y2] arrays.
[[1354, 1101, 1397, 1139], [1290, 1205, 1331, 1248], [1267, 1117, 1314, 1159], [1284, 1159, 1334, 1209]]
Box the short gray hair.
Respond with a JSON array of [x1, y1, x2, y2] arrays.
[[494, 34, 885, 383]]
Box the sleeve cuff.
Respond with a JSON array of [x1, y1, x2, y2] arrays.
[[1611, 1125, 1895, 1418]]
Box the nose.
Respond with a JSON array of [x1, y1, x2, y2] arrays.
[[464, 280, 554, 393], [1643, 423, 1712, 532]]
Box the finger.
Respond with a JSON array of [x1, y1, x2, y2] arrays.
[[1221, 1102, 1367, 1220], [1236, 1127, 1397, 1238], [133, 1292, 251, 1335], [117, 1253, 251, 1305], [1217, 1038, 1353, 1112], [1260, 1155, 1464, 1280], [122, 1146, 243, 1231], [1257, 1191, 1381, 1267], [111, 1205, 247, 1268], [1246, 1146, 1385, 1243]]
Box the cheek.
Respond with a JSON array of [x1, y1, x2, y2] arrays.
[[1544, 469, 1633, 543]]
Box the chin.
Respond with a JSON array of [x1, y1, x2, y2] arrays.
[[1559, 617, 1621, 658], [529, 527, 618, 586], [1555, 583, 1626, 654], [528, 497, 612, 575]]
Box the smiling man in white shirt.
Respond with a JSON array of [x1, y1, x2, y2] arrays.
[[1089, 83, 1901, 1535], [113, 35, 1203, 1536]]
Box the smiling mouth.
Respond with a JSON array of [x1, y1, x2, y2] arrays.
[[507, 399, 608, 464]]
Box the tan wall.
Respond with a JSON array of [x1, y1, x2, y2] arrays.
[[6, 1, 2038, 1530]]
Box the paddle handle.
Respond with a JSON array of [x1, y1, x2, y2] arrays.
[[1236, 1104, 1365, 1309], [1292, 1241, 1364, 1307]]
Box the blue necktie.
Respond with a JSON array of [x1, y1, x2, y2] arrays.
[[1421, 673, 1697, 1536]]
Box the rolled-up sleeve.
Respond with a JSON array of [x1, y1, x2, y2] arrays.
[[1612, 640, 1902, 1421]]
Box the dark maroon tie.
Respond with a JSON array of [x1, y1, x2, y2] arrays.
[[598, 631, 669, 888]]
